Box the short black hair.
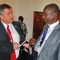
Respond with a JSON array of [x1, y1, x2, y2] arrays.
[[18, 16, 24, 22], [43, 3, 59, 13], [0, 4, 11, 15]]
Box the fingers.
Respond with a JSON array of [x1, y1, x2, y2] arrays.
[[23, 43, 30, 48], [13, 43, 20, 49]]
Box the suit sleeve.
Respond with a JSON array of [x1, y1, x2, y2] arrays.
[[0, 40, 13, 54], [0, 22, 13, 54], [0, 31, 13, 54], [58, 43, 60, 60]]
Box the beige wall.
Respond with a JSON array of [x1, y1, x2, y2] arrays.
[[0, 0, 60, 41], [34, 0, 60, 11]]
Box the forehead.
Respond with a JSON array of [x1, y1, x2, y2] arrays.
[[43, 8, 54, 13], [4, 8, 12, 13]]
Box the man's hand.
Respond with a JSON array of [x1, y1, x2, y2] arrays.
[[13, 42, 20, 49], [23, 43, 30, 48]]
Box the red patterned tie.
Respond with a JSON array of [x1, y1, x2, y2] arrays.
[[7, 25, 16, 60]]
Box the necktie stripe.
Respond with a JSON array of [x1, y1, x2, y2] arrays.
[[40, 25, 49, 46], [7, 25, 16, 60]]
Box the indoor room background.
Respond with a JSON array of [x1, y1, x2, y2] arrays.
[[0, 0, 60, 41]]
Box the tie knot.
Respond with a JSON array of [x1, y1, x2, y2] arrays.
[[7, 25, 10, 30], [7, 25, 9, 28], [7, 25, 11, 35], [44, 25, 49, 30], [46, 25, 49, 28]]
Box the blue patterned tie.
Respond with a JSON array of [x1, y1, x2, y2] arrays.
[[40, 25, 49, 45]]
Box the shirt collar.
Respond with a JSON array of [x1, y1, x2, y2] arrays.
[[48, 20, 59, 29], [1, 21, 11, 30]]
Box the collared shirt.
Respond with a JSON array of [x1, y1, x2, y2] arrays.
[[34, 20, 59, 55], [1, 21, 20, 59]]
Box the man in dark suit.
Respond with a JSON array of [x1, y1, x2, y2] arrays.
[[0, 4, 25, 60], [34, 3, 60, 60]]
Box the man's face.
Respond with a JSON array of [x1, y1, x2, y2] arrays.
[[0, 8, 14, 24], [43, 8, 58, 24]]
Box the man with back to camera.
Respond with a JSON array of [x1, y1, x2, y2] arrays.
[[34, 3, 60, 60], [0, 4, 25, 60], [18, 16, 28, 39]]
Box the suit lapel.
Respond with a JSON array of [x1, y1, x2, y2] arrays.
[[0, 21, 9, 41]]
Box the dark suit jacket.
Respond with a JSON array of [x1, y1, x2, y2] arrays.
[[0, 21, 25, 60]]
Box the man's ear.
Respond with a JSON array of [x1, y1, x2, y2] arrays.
[[0, 15, 3, 19], [0, 15, 1, 20], [0, 15, 2, 18]]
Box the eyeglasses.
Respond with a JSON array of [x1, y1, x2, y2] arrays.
[[43, 12, 55, 16]]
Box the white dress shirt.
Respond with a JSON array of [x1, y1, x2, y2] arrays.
[[34, 20, 59, 55], [1, 21, 20, 59]]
